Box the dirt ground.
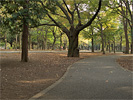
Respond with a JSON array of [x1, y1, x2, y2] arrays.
[[117, 56, 133, 71], [0, 52, 132, 100]]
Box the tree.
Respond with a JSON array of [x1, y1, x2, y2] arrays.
[[0, 0, 54, 62], [38, 0, 102, 57], [120, 0, 133, 53], [108, 0, 132, 54]]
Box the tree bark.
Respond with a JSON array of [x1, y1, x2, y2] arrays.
[[19, 33, 21, 50], [52, 31, 56, 50], [15, 34, 18, 50], [28, 33, 31, 50], [91, 31, 94, 52], [44, 30, 48, 50], [123, 18, 129, 54], [100, 24, 105, 54], [60, 32, 63, 50], [131, 26, 133, 53], [21, 20, 29, 62], [120, 36, 122, 51], [4, 33, 7, 50], [108, 41, 111, 53], [68, 32, 79, 57], [113, 37, 116, 53], [21, 0, 29, 62], [130, 0, 133, 53]]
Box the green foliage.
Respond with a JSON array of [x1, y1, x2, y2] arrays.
[[0, 0, 130, 51]]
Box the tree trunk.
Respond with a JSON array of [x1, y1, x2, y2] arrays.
[[52, 31, 56, 50], [44, 31, 48, 50], [130, 0, 133, 54], [32, 42, 34, 49], [120, 36, 122, 51], [91, 31, 94, 52], [37, 36, 39, 50], [19, 33, 21, 50], [100, 24, 105, 54], [52, 38, 56, 50], [21, 20, 29, 62], [108, 41, 111, 53], [123, 18, 129, 54], [10, 42, 13, 48], [60, 33, 63, 50], [4, 33, 7, 50], [21, 0, 29, 62], [28, 33, 31, 50], [131, 26, 133, 53], [15, 34, 18, 50], [68, 33, 79, 57], [114, 37, 116, 53]]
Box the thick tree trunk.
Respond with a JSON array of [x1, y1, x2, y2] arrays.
[[21, 20, 29, 62], [123, 18, 129, 54], [21, 0, 29, 62], [68, 33, 79, 57]]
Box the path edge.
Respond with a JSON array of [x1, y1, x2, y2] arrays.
[[115, 56, 133, 73], [28, 64, 73, 100]]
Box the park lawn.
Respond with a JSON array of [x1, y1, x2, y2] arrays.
[[0, 52, 132, 100]]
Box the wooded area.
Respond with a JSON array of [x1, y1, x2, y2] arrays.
[[0, 0, 133, 62]]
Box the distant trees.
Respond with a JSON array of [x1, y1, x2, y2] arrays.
[[108, 0, 133, 54]]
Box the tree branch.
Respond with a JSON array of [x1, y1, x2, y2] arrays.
[[77, 0, 102, 32], [62, 0, 72, 15], [74, 1, 81, 25], [38, 0, 70, 35], [57, 2, 72, 24]]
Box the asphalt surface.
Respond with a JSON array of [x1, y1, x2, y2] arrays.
[[29, 55, 133, 100]]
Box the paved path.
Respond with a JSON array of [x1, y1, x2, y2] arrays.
[[29, 55, 133, 100]]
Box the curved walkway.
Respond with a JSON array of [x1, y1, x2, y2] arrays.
[[29, 55, 133, 100]]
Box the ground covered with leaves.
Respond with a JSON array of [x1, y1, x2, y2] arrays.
[[0, 52, 132, 100], [117, 56, 133, 71]]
